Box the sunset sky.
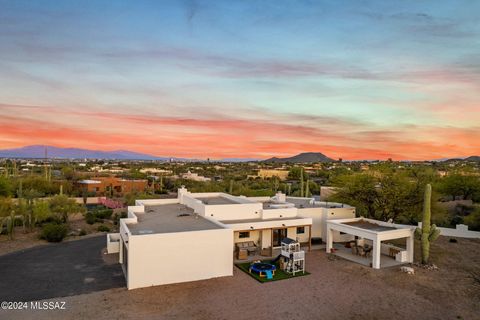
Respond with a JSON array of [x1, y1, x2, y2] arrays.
[[0, 0, 479, 160]]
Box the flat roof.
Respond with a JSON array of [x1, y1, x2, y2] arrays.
[[196, 196, 238, 205], [77, 179, 101, 184], [127, 204, 223, 235], [286, 198, 349, 209], [220, 217, 309, 224], [343, 220, 397, 232]]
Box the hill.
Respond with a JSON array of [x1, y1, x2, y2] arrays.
[[465, 156, 480, 162], [263, 152, 334, 163], [0, 145, 165, 160]]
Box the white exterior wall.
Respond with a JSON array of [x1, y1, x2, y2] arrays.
[[324, 207, 356, 242], [416, 222, 480, 239], [204, 203, 262, 220], [262, 207, 297, 219], [261, 229, 271, 249], [126, 228, 233, 290], [299, 206, 355, 241], [297, 207, 325, 238]]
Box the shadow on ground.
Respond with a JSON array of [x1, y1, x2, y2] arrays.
[[0, 235, 125, 301]]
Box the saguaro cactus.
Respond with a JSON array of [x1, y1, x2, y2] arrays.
[[415, 184, 441, 264], [300, 168, 304, 197]]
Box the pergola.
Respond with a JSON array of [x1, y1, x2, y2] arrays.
[[326, 217, 415, 269]]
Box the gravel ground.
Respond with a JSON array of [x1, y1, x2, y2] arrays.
[[1, 236, 479, 320]]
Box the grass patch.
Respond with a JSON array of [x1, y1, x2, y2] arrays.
[[236, 260, 309, 283]]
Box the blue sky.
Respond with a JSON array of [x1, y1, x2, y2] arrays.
[[0, 0, 479, 159]]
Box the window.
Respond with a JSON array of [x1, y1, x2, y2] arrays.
[[297, 227, 305, 234], [239, 232, 250, 239]]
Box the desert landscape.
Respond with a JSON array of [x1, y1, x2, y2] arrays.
[[1, 236, 479, 320]]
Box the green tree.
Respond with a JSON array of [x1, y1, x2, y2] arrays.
[[0, 177, 12, 197], [32, 200, 52, 225], [49, 195, 84, 223], [0, 197, 15, 239], [330, 174, 377, 218], [438, 174, 480, 200]]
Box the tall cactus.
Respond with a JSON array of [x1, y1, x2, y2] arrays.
[[415, 184, 441, 264], [300, 167, 304, 197]]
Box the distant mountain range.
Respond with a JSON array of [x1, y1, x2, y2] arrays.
[[0, 145, 169, 160], [463, 156, 480, 162], [264, 152, 334, 163], [0, 145, 257, 162], [0, 145, 478, 163]]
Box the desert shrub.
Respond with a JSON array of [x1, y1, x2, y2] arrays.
[[95, 208, 113, 220], [42, 215, 63, 225], [79, 229, 87, 236], [463, 207, 480, 231], [85, 208, 113, 224], [97, 225, 110, 232], [113, 211, 127, 225], [40, 223, 68, 242], [85, 212, 96, 224]]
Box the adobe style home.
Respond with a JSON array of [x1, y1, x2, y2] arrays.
[[76, 177, 148, 196], [106, 187, 357, 290]]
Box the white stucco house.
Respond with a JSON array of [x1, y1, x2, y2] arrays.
[[107, 187, 355, 290]]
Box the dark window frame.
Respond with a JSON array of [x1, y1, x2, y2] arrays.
[[239, 231, 250, 239]]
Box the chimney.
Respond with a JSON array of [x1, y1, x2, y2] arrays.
[[178, 185, 188, 204]]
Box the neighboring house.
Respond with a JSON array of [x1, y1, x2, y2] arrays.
[[139, 168, 173, 175], [257, 169, 290, 180], [107, 187, 355, 290], [77, 177, 148, 196], [179, 170, 211, 181]]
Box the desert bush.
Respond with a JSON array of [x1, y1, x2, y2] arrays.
[[40, 223, 68, 242], [97, 225, 110, 232], [95, 208, 113, 220], [113, 211, 127, 225], [85, 212, 96, 225], [79, 229, 87, 236]]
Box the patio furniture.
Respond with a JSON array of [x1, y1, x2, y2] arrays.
[[261, 247, 271, 257], [350, 242, 358, 255], [389, 247, 400, 258], [363, 246, 373, 258], [236, 241, 257, 255], [237, 248, 248, 260], [357, 246, 365, 257]]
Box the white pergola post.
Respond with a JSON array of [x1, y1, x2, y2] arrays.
[[406, 235, 414, 263], [326, 227, 333, 253], [372, 237, 381, 269]]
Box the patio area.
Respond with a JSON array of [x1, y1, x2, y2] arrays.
[[332, 243, 406, 268], [326, 217, 415, 269]]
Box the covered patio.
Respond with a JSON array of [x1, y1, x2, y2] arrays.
[[326, 217, 415, 269], [223, 218, 313, 262]]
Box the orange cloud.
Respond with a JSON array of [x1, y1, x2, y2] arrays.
[[1, 104, 479, 160]]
